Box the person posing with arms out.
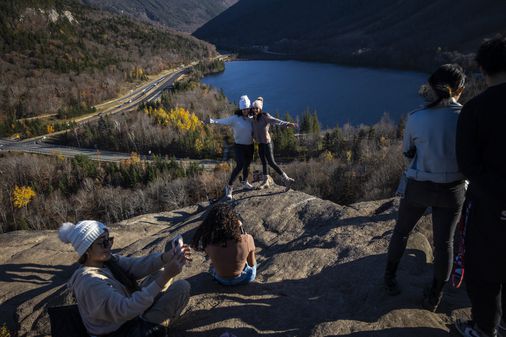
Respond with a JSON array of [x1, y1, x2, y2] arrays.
[[455, 35, 506, 337], [251, 97, 297, 189], [384, 64, 467, 312], [192, 203, 256, 286], [58, 220, 192, 337], [208, 95, 254, 200]]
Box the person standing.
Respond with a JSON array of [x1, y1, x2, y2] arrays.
[[209, 95, 254, 200], [251, 97, 297, 189], [455, 35, 506, 337], [384, 64, 467, 312]]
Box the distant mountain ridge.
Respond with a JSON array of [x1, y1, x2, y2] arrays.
[[80, 0, 238, 33], [194, 0, 506, 71]]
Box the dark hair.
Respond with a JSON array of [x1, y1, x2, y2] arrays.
[[476, 34, 506, 76], [191, 203, 242, 251], [235, 108, 250, 116], [426, 64, 466, 108]]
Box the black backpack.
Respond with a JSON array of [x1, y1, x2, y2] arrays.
[[47, 304, 89, 337]]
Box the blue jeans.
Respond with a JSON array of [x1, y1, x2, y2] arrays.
[[210, 263, 257, 286]]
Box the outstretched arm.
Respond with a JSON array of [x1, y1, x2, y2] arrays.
[[265, 113, 296, 128], [209, 115, 235, 126]]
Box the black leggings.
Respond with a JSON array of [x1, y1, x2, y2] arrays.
[[258, 142, 283, 176], [385, 179, 466, 283], [228, 143, 254, 185]]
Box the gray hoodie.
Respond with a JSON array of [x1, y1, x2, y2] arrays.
[[68, 253, 165, 335]]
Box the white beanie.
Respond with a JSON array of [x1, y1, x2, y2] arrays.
[[58, 220, 108, 257], [239, 95, 250, 110], [252, 97, 264, 110]]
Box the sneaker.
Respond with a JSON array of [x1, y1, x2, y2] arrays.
[[455, 319, 497, 337], [499, 319, 505, 331], [282, 173, 295, 191], [384, 276, 401, 296], [242, 180, 253, 190], [224, 185, 233, 200]]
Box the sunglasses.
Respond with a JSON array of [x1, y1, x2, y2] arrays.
[[95, 237, 114, 249]]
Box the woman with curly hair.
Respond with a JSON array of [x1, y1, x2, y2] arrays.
[[192, 203, 256, 286]]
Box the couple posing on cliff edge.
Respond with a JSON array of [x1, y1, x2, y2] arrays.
[[56, 35, 506, 337], [208, 95, 298, 200], [384, 35, 506, 337]]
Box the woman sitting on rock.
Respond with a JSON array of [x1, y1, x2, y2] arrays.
[[384, 64, 467, 312], [192, 203, 257, 286], [251, 97, 297, 189], [58, 220, 191, 337]]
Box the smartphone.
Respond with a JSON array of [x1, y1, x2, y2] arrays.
[[171, 234, 183, 250]]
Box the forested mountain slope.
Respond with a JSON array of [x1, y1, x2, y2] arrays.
[[0, 0, 216, 133], [81, 0, 238, 33]]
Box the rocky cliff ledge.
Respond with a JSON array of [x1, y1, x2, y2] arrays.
[[0, 185, 471, 336]]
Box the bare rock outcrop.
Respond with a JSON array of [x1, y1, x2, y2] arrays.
[[0, 185, 470, 336]]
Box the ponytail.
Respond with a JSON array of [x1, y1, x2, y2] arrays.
[[426, 64, 466, 108]]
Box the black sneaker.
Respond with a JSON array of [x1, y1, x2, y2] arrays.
[[384, 276, 401, 296]]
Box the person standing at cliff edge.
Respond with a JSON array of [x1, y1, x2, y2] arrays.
[[455, 35, 506, 337], [251, 97, 297, 190], [208, 95, 255, 200], [384, 64, 467, 312]]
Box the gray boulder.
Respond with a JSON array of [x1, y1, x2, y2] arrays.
[[0, 185, 470, 336]]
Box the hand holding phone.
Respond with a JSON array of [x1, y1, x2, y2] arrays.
[[171, 234, 183, 252]]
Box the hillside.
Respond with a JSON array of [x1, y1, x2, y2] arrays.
[[0, 186, 471, 336], [0, 0, 216, 136], [194, 0, 506, 71], [81, 0, 238, 33]]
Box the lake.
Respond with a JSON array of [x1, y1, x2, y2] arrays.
[[202, 60, 428, 128]]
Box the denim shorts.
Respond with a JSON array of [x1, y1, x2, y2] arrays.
[[210, 263, 257, 286]]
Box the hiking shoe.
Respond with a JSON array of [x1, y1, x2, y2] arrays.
[[455, 319, 497, 337], [499, 319, 505, 331], [242, 180, 253, 190], [224, 185, 233, 200], [384, 276, 401, 296], [282, 173, 294, 191], [422, 286, 443, 312]]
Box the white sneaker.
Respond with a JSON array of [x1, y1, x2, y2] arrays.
[[224, 185, 233, 200], [242, 180, 253, 190]]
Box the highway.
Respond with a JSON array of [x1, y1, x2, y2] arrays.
[[0, 62, 220, 169]]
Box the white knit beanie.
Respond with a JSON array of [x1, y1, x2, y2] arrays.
[[252, 97, 264, 110], [239, 95, 251, 110], [58, 220, 108, 257]]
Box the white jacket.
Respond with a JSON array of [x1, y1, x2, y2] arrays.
[[210, 115, 253, 145]]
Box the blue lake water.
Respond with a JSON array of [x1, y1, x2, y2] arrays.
[[202, 60, 428, 128]]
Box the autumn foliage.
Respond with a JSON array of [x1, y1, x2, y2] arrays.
[[12, 186, 36, 208]]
